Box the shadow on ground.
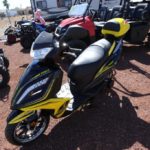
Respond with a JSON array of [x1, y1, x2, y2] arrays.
[[4, 40, 20, 46], [19, 64, 29, 68], [118, 45, 150, 79], [20, 48, 30, 54], [20, 90, 150, 150]]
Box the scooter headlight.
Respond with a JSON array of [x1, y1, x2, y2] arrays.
[[30, 45, 53, 60]]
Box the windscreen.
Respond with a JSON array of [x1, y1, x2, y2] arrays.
[[130, 0, 150, 2], [68, 3, 88, 17], [130, 0, 144, 2], [102, 0, 120, 9]]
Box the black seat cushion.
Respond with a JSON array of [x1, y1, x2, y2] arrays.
[[32, 31, 53, 50], [68, 38, 113, 87]]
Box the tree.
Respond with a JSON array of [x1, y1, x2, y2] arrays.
[[3, 0, 9, 9], [3, 0, 11, 24]]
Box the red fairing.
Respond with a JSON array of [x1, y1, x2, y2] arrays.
[[59, 16, 95, 37]]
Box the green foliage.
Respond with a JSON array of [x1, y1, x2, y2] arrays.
[[3, 0, 9, 9]]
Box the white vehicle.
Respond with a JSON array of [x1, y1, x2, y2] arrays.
[[30, 0, 120, 11]]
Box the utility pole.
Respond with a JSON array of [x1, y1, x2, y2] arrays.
[[3, 0, 11, 25]]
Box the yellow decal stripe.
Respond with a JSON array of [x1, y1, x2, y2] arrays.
[[94, 61, 114, 79], [20, 98, 71, 117], [8, 111, 34, 124], [32, 69, 50, 80], [108, 41, 116, 56], [21, 98, 70, 110], [9, 98, 70, 124]]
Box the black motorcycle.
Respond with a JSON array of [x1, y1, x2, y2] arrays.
[[0, 49, 10, 88]]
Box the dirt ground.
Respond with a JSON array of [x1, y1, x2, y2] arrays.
[[0, 40, 150, 150]]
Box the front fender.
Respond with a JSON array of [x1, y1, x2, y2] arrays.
[[7, 110, 35, 124]]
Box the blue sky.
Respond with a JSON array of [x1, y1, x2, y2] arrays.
[[0, 0, 31, 10]]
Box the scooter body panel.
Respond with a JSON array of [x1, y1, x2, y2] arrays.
[[8, 97, 71, 124], [69, 39, 123, 100], [11, 60, 63, 110]]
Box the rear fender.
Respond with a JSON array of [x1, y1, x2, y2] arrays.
[[20, 98, 71, 118]]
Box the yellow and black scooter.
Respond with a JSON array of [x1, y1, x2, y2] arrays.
[[5, 18, 130, 145]]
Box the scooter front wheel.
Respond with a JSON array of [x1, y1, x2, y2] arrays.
[[5, 112, 50, 145]]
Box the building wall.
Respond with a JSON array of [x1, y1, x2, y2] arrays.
[[31, 0, 71, 9], [5, 10, 18, 17], [46, 0, 57, 8]]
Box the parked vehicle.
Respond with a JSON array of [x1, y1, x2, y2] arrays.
[[51, 0, 137, 61], [20, 20, 62, 50], [4, 18, 30, 44], [5, 18, 130, 145], [0, 49, 10, 88], [94, 0, 150, 46], [47, 0, 105, 61], [123, 0, 150, 45], [20, 21, 45, 49]]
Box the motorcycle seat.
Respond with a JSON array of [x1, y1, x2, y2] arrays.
[[32, 31, 53, 50], [68, 38, 114, 86]]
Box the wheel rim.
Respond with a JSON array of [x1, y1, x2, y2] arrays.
[[0, 74, 3, 83], [14, 116, 47, 143]]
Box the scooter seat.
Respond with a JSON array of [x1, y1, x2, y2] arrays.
[[32, 31, 53, 50], [68, 38, 113, 87]]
